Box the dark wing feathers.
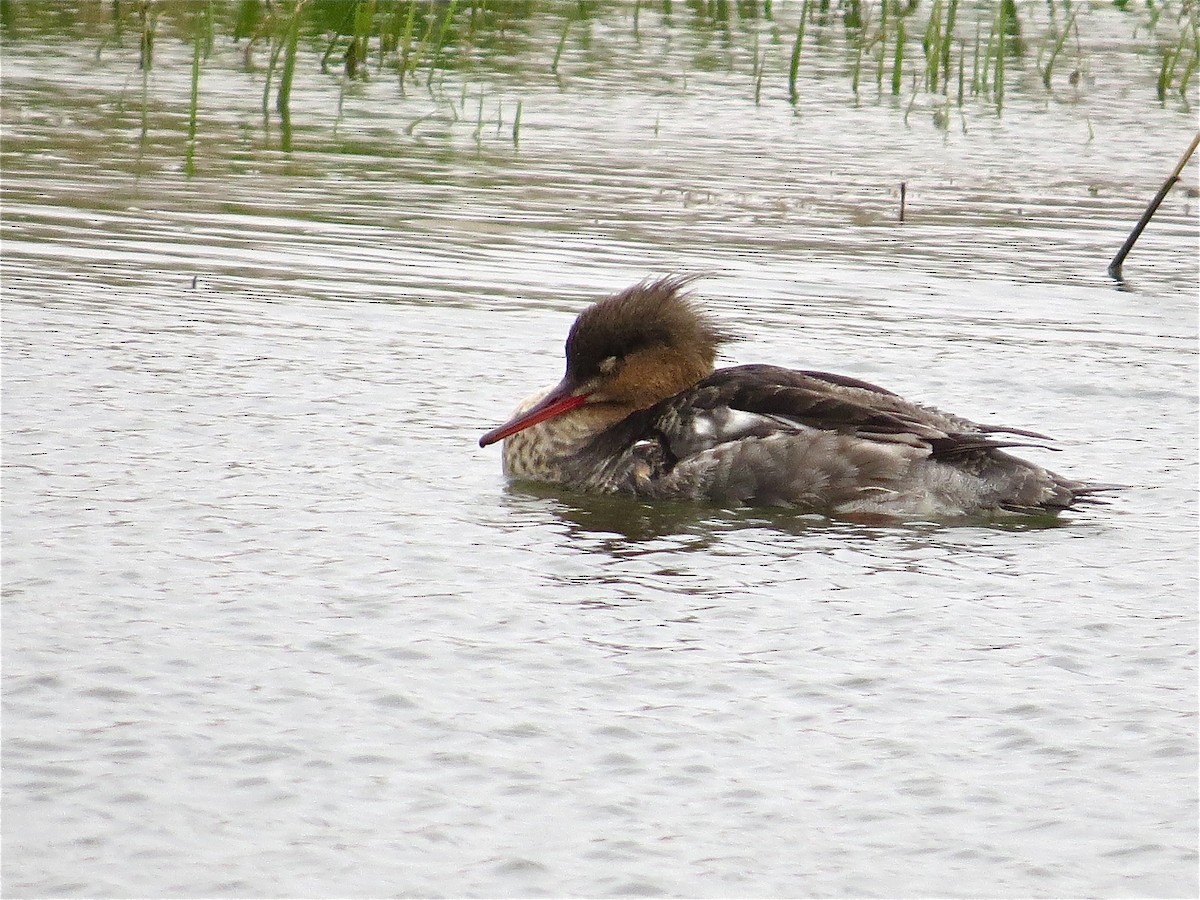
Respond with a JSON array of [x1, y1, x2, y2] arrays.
[[583, 364, 1058, 480], [724, 384, 946, 440], [673, 365, 1054, 458], [570, 364, 1100, 514]]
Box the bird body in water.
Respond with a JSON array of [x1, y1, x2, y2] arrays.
[[479, 276, 1105, 519]]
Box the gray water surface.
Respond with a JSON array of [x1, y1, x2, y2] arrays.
[[3, 5, 1198, 898]]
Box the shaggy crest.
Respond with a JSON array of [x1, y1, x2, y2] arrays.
[[564, 275, 735, 381]]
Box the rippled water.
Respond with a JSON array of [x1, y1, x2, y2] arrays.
[[3, 5, 1198, 898]]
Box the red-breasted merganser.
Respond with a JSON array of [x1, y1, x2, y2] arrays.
[[479, 276, 1105, 518]]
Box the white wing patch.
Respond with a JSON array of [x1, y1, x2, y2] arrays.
[[681, 408, 796, 453]]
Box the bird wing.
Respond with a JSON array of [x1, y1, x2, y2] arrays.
[[574, 366, 1083, 513], [686, 365, 1056, 456]]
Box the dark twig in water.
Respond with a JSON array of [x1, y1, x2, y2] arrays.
[[1108, 132, 1200, 279], [899, 181, 907, 222]]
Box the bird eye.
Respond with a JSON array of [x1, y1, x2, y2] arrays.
[[598, 356, 620, 375]]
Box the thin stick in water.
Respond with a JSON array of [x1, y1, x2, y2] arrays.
[[1108, 132, 1200, 278]]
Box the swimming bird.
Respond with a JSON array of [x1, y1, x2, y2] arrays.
[[479, 276, 1104, 519]]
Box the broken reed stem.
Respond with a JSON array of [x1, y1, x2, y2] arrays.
[[1108, 132, 1200, 278]]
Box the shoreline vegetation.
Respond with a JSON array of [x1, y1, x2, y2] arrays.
[[2, 0, 1196, 154]]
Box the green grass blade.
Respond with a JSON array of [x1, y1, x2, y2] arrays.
[[551, 15, 570, 74], [1042, 4, 1078, 89], [941, 0, 957, 91], [276, 0, 304, 116], [428, 0, 459, 86], [788, 0, 809, 106]]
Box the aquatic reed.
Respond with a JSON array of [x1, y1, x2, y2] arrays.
[[278, 2, 302, 114], [186, 2, 212, 176], [138, 0, 157, 71], [1041, 3, 1079, 89], [428, 0, 459, 86], [1109, 133, 1200, 277], [924, 0, 945, 93], [51, 0, 1198, 157], [396, 0, 419, 87], [787, 0, 809, 106], [892, 16, 905, 96], [994, 1, 1006, 111], [551, 14, 570, 74], [754, 35, 765, 105]]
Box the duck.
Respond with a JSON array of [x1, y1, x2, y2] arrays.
[[479, 275, 1106, 519]]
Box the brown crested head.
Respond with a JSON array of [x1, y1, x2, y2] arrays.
[[479, 275, 734, 448], [563, 275, 735, 408]]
